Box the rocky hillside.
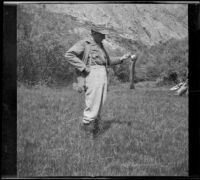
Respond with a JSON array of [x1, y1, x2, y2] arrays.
[[45, 4, 188, 48], [17, 4, 188, 85]]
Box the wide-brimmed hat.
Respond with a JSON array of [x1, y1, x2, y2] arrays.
[[91, 27, 109, 35]]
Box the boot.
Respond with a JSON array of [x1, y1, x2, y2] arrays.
[[80, 121, 95, 133]]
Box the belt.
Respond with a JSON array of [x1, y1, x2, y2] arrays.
[[89, 61, 106, 66]]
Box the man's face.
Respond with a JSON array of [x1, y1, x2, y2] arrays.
[[92, 32, 105, 43]]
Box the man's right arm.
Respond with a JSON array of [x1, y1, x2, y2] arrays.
[[108, 53, 132, 66], [64, 40, 87, 72]]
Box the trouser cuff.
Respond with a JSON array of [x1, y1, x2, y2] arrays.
[[82, 118, 95, 124]]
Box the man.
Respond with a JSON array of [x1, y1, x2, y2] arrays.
[[64, 27, 131, 135]]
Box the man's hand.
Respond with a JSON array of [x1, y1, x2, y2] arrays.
[[120, 53, 131, 62], [130, 54, 138, 61]]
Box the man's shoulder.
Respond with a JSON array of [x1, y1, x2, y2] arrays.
[[75, 37, 93, 46], [81, 37, 94, 44], [82, 37, 93, 44]]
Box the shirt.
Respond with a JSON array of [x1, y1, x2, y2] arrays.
[[87, 38, 107, 66], [64, 36, 122, 72]]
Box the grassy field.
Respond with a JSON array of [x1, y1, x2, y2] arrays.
[[17, 82, 188, 176]]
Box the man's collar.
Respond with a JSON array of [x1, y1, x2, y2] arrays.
[[83, 36, 93, 43], [86, 36, 104, 46]]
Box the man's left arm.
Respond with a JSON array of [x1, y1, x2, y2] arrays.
[[107, 53, 131, 66]]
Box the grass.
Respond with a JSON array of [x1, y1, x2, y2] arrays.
[[17, 82, 188, 176]]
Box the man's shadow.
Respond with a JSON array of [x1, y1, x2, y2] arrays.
[[93, 119, 132, 138]]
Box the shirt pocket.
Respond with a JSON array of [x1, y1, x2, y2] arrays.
[[90, 53, 99, 59], [89, 46, 105, 63]]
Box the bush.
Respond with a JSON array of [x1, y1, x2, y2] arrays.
[[17, 5, 81, 86], [112, 61, 130, 83], [107, 68, 120, 85], [136, 38, 188, 84]]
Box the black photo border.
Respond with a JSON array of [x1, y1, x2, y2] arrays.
[[2, 1, 200, 179]]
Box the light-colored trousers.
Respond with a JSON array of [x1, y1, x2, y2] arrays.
[[83, 65, 107, 124]]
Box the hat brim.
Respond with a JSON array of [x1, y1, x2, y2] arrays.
[[91, 29, 109, 35]]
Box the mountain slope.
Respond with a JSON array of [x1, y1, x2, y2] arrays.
[[45, 4, 188, 47]]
